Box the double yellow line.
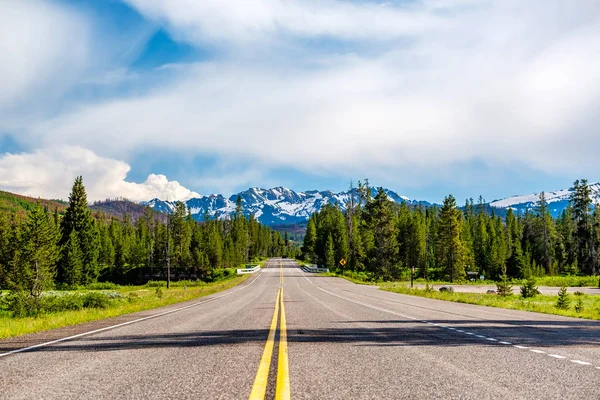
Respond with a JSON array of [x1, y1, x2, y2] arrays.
[[249, 262, 290, 400]]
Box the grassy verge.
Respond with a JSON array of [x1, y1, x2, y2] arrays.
[[380, 283, 600, 321], [0, 274, 250, 340], [320, 269, 600, 288]]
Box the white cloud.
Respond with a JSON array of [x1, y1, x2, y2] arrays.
[[0, 0, 89, 112], [0, 146, 200, 202], [123, 0, 447, 47], [4, 0, 600, 198]]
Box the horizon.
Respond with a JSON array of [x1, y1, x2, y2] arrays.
[[1, 1, 600, 205], [6, 178, 598, 208]]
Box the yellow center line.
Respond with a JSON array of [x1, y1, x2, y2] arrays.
[[249, 287, 281, 400], [276, 287, 291, 400]]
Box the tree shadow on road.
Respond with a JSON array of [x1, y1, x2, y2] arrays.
[[7, 317, 600, 354]]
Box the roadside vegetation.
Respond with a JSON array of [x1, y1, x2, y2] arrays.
[[0, 177, 290, 338], [302, 179, 600, 284], [302, 178, 600, 318], [321, 269, 599, 288], [0, 274, 248, 339], [379, 282, 600, 321]]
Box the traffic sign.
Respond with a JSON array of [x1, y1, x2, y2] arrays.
[[339, 258, 347, 266]]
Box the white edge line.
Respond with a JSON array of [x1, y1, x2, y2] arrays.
[[548, 354, 566, 359], [296, 265, 582, 366], [571, 360, 591, 365], [0, 269, 265, 358]]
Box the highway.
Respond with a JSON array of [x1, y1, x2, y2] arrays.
[[1, 258, 600, 399]]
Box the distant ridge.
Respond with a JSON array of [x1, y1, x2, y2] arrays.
[[143, 186, 429, 226], [489, 182, 600, 217]]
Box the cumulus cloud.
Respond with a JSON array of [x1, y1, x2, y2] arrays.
[[0, 146, 200, 202]]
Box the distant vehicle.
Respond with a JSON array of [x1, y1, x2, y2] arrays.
[[282, 255, 288, 259]]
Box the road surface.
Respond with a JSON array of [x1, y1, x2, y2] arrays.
[[1, 259, 600, 399]]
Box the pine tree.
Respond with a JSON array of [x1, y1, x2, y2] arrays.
[[570, 179, 593, 274], [62, 230, 83, 286], [302, 216, 317, 263], [0, 213, 16, 288], [520, 276, 539, 298], [555, 286, 571, 310], [496, 263, 513, 296], [60, 176, 100, 284], [437, 195, 466, 282], [7, 206, 60, 314], [325, 234, 335, 268], [365, 188, 398, 280]]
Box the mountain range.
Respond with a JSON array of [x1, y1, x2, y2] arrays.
[[488, 182, 600, 218], [144, 187, 430, 226], [144, 182, 600, 225]]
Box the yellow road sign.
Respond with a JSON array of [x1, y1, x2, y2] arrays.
[[339, 258, 347, 266]]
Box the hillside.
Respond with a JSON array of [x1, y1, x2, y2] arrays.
[[0, 191, 159, 222], [90, 199, 158, 221], [0, 190, 67, 219]]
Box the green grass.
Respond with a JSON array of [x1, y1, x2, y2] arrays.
[[0, 274, 250, 340], [380, 282, 600, 321], [408, 276, 600, 287], [533, 276, 600, 287], [323, 269, 600, 288]]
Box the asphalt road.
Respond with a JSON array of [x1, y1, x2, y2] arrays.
[[2, 259, 600, 399]]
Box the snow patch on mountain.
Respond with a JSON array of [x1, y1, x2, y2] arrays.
[[143, 186, 426, 226], [489, 182, 600, 216]]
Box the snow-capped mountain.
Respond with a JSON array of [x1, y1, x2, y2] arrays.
[[144, 187, 428, 226], [489, 182, 600, 217]]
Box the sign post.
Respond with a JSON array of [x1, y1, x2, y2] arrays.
[[411, 265, 415, 288], [339, 258, 346, 276]]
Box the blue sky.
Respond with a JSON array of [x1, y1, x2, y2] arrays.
[[1, 0, 599, 203]]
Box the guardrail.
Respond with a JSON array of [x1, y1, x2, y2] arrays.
[[301, 265, 329, 273], [236, 266, 261, 274]]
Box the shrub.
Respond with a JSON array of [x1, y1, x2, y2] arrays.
[[155, 286, 164, 299], [209, 268, 236, 282], [81, 292, 111, 309], [575, 297, 584, 313], [555, 287, 571, 310], [520, 277, 540, 298], [127, 292, 140, 303], [3, 291, 33, 317], [496, 274, 513, 297], [41, 294, 84, 313]]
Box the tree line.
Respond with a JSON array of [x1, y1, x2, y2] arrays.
[[301, 179, 600, 282], [0, 177, 293, 299]]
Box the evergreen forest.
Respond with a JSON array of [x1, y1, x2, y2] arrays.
[[302, 179, 600, 282], [0, 177, 293, 300]]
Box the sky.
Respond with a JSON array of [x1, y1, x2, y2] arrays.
[[1, 0, 600, 204]]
